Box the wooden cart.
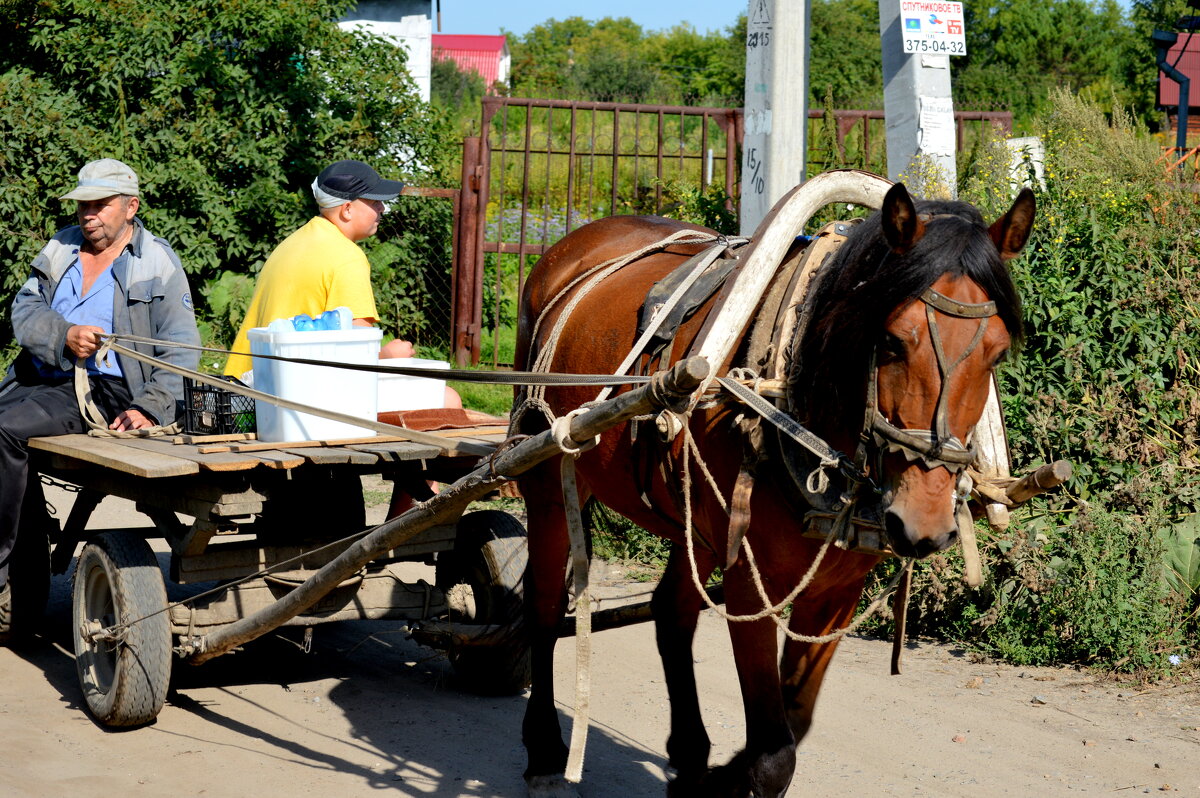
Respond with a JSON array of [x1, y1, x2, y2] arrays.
[[17, 425, 530, 728]]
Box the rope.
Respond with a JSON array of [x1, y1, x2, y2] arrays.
[[107, 333, 652, 387], [72, 340, 181, 438], [678, 422, 908, 644], [101, 340, 489, 455]]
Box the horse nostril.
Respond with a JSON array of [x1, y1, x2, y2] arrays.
[[884, 511, 917, 557], [884, 511, 957, 558]]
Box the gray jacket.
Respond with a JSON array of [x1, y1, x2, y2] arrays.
[[2, 218, 201, 424]]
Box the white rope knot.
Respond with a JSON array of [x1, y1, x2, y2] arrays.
[[954, 469, 974, 506], [96, 337, 116, 367], [551, 407, 599, 457], [806, 456, 839, 496]]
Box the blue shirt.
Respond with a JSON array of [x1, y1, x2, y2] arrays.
[[34, 253, 124, 379]]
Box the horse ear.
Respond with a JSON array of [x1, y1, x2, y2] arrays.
[[989, 188, 1036, 261], [882, 182, 924, 254]]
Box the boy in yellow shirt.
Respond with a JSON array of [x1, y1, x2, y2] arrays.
[[225, 159, 418, 380]]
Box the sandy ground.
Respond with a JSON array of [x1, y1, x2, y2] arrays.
[[1, 482, 1198, 798]]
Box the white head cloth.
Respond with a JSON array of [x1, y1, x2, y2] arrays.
[[312, 178, 351, 210]]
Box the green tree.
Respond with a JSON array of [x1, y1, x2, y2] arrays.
[[954, 0, 1135, 122], [809, 0, 883, 107], [508, 15, 745, 106], [431, 51, 488, 135], [0, 0, 455, 353], [645, 20, 746, 106], [506, 16, 595, 97]]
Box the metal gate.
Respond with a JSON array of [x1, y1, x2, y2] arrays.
[[451, 97, 1011, 367]]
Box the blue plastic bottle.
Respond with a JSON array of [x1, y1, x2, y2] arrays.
[[292, 314, 316, 331]]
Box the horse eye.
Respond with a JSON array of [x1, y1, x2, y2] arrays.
[[991, 348, 1011, 369], [879, 332, 905, 364]]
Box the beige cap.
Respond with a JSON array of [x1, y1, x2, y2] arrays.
[[60, 158, 140, 201]]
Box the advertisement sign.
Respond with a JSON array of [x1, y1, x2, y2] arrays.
[[900, 1, 966, 56]]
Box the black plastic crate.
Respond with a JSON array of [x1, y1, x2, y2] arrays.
[[183, 376, 256, 436]]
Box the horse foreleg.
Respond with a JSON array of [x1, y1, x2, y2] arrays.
[[779, 578, 868, 748], [521, 458, 577, 794], [654, 544, 717, 792], [707, 576, 796, 798]]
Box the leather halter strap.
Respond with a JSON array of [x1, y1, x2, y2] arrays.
[[920, 287, 997, 319], [860, 285, 998, 474]]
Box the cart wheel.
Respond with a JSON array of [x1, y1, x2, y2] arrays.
[[0, 510, 52, 646], [436, 510, 531, 695], [72, 531, 171, 727]]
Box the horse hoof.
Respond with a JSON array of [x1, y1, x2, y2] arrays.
[[526, 774, 581, 798]]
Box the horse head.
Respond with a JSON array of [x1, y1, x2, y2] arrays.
[[788, 183, 1034, 558]]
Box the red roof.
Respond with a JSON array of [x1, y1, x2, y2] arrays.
[[1159, 34, 1200, 108], [432, 34, 508, 88]]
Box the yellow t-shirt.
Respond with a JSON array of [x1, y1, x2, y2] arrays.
[[225, 216, 378, 377]]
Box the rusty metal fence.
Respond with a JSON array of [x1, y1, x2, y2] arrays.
[[451, 98, 1012, 367]]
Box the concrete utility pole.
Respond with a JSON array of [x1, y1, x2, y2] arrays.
[[879, 0, 958, 195], [740, 0, 811, 236]]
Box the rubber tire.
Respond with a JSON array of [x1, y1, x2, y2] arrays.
[[72, 531, 172, 727], [0, 506, 52, 645], [436, 510, 531, 695]]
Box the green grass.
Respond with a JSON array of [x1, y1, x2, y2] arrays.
[[454, 379, 516, 417]]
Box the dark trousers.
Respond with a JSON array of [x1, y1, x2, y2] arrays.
[[0, 376, 132, 586]]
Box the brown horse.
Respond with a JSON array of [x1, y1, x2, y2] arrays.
[[513, 181, 1035, 797]]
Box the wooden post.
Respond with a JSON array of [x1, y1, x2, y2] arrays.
[[454, 136, 482, 366], [879, 0, 957, 195], [739, 0, 811, 236]]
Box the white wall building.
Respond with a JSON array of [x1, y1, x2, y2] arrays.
[[339, 1, 433, 102]]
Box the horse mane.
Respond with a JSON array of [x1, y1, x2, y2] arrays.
[[786, 198, 1024, 431]]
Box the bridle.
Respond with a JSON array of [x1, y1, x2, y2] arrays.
[[859, 286, 997, 477], [764, 282, 999, 537]]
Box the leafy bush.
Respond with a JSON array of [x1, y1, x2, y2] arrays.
[[884, 90, 1200, 672], [0, 0, 456, 360]]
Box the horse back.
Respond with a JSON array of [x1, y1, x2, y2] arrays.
[[516, 215, 714, 370]]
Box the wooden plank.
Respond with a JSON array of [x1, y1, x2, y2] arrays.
[[29, 434, 198, 478], [431, 425, 508, 438], [281, 447, 378, 466], [210, 434, 412, 454], [171, 432, 257, 444], [244, 450, 306, 469], [106, 437, 262, 472], [347, 441, 445, 463]]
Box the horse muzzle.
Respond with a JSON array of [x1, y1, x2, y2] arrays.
[[878, 465, 964, 558]]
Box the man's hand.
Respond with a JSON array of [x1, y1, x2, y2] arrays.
[[66, 325, 105, 359], [109, 408, 154, 431]]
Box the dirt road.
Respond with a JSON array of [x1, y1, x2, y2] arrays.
[[1, 485, 1197, 797]]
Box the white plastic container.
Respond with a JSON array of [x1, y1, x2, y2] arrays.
[[377, 358, 450, 411], [248, 326, 382, 442]]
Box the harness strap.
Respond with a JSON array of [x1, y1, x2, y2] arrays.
[[72, 343, 181, 438], [597, 239, 744, 403], [926, 306, 989, 451]]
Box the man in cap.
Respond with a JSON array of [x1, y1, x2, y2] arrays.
[[225, 159, 419, 379], [0, 158, 200, 640]]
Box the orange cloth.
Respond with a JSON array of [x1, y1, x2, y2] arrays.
[[376, 408, 506, 432]]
